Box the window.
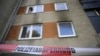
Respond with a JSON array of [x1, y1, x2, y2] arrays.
[[26, 5, 44, 14], [81, 0, 97, 3], [54, 3, 68, 11], [86, 10, 98, 16], [57, 22, 76, 37], [86, 10, 100, 16], [18, 24, 42, 40]]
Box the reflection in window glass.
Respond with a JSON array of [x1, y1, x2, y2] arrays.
[[54, 3, 68, 11], [21, 26, 31, 38], [59, 23, 73, 35], [32, 25, 41, 37], [86, 10, 97, 16], [95, 10, 100, 16], [19, 24, 42, 40], [57, 22, 76, 37]]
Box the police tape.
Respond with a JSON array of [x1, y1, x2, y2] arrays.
[[13, 45, 73, 56], [0, 44, 72, 56], [0, 44, 100, 56]]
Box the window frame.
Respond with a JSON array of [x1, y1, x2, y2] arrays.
[[57, 22, 76, 38], [18, 24, 43, 40], [54, 2, 68, 11], [26, 5, 44, 14]]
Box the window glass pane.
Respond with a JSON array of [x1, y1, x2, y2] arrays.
[[55, 3, 68, 11], [86, 10, 97, 16], [97, 10, 100, 14], [31, 25, 41, 37], [59, 23, 73, 35], [21, 26, 31, 38], [35, 5, 43, 13]]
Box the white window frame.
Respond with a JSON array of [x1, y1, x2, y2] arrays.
[[57, 22, 76, 38], [18, 25, 43, 40], [54, 3, 68, 11], [26, 5, 44, 14]]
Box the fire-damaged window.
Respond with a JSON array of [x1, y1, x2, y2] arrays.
[[18, 24, 42, 40], [26, 5, 44, 14], [57, 22, 76, 38], [54, 3, 68, 11]]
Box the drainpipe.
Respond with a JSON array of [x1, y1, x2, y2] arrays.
[[0, 0, 24, 43]]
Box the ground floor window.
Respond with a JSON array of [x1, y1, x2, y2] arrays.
[[18, 22, 76, 40], [18, 24, 42, 40], [57, 22, 76, 37]]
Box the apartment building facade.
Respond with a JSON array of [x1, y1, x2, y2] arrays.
[[2, 0, 99, 48], [0, 0, 100, 56]]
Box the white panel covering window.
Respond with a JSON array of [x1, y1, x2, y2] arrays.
[[26, 5, 44, 14], [57, 22, 76, 37], [54, 3, 68, 11], [18, 24, 42, 40]]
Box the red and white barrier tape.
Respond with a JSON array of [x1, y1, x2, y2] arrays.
[[0, 44, 72, 56], [0, 44, 100, 56]]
